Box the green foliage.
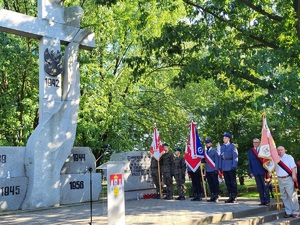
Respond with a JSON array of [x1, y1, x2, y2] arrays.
[[1, 0, 300, 172]]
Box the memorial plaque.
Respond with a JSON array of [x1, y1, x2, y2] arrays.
[[0, 177, 28, 210], [109, 151, 155, 199], [61, 147, 96, 174], [60, 173, 101, 204], [0, 147, 26, 179]]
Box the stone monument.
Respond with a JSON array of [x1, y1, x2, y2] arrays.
[[0, 0, 96, 209], [107, 151, 156, 200]]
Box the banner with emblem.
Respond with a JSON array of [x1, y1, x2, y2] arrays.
[[149, 124, 164, 160], [258, 113, 280, 172], [189, 121, 204, 159], [185, 121, 203, 172]]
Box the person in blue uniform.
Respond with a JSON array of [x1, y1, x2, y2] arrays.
[[220, 132, 238, 203], [248, 138, 270, 206], [204, 138, 220, 202]]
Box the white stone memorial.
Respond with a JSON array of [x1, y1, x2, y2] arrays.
[[0, 0, 96, 209], [109, 151, 155, 200]]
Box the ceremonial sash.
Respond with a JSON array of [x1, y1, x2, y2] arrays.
[[278, 160, 298, 188], [251, 148, 269, 180], [204, 149, 215, 169]]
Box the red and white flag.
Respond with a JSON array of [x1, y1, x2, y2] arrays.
[[258, 113, 280, 172], [150, 124, 163, 160]]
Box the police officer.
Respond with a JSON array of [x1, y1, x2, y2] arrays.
[[174, 147, 186, 200], [160, 143, 175, 200], [204, 138, 220, 202], [150, 155, 162, 199], [220, 132, 238, 203]]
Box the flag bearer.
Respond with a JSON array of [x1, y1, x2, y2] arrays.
[[204, 139, 220, 202], [174, 147, 186, 200], [160, 143, 175, 200], [150, 156, 162, 199]]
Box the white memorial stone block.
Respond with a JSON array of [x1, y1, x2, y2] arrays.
[[0, 177, 28, 210], [61, 147, 96, 174], [60, 173, 101, 205], [109, 151, 155, 200], [0, 147, 26, 178]]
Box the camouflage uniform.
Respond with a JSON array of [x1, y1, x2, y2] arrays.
[[174, 155, 186, 199], [160, 151, 175, 199], [150, 157, 162, 197]]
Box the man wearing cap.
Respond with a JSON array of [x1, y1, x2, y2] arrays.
[[220, 132, 238, 203], [174, 147, 186, 200], [248, 138, 270, 206], [204, 138, 220, 202], [160, 143, 175, 200]]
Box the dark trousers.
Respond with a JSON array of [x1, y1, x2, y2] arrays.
[[224, 170, 237, 195], [190, 170, 203, 195], [206, 171, 219, 195], [255, 174, 270, 204]]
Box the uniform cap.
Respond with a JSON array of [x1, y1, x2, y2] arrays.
[[223, 132, 231, 139], [205, 138, 212, 143], [175, 147, 181, 152], [162, 143, 169, 146]]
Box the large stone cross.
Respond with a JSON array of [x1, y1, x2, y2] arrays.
[[0, 0, 95, 209]]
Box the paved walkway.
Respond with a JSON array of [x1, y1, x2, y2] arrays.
[[0, 197, 274, 225]]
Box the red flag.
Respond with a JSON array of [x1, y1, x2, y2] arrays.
[[258, 113, 280, 172], [184, 122, 201, 172], [150, 124, 163, 160]]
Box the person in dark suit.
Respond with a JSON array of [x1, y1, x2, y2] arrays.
[[220, 132, 238, 203], [248, 138, 270, 206]]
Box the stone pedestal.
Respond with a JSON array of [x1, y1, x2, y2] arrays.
[[107, 162, 125, 225]]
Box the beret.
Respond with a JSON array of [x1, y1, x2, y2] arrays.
[[175, 147, 181, 152]]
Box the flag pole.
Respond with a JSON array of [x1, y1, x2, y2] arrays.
[[158, 159, 163, 198], [200, 163, 207, 200], [272, 172, 281, 210]]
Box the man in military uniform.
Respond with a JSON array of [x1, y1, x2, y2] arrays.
[[160, 143, 175, 200], [150, 155, 162, 199], [174, 147, 186, 200], [220, 132, 238, 203], [204, 138, 220, 202]]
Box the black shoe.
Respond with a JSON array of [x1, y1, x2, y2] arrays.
[[155, 195, 160, 199], [191, 194, 199, 201], [175, 197, 181, 200], [259, 203, 265, 206], [179, 196, 185, 200], [207, 197, 214, 202], [213, 195, 219, 203], [166, 196, 173, 200]]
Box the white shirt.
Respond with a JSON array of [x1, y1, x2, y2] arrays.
[[275, 153, 296, 177]]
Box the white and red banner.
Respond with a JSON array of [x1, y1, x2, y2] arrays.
[[185, 121, 203, 172], [150, 124, 163, 160], [258, 114, 280, 172]]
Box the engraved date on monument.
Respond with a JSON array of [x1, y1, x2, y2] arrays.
[[73, 154, 85, 161], [69, 181, 84, 189], [0, 155, 6, 163], [1, 186, 20, 196], [45, 78, 59, 87]]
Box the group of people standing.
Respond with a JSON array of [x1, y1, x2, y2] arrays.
[[150, 132, 239, 204], [150, 132, 300, 218], [249, 139, 299, 218]]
